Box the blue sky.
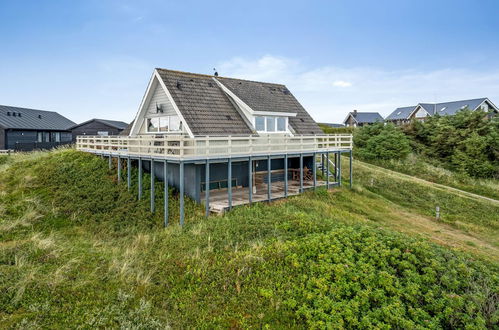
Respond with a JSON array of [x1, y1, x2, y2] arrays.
[[1, 0, 499, 123]]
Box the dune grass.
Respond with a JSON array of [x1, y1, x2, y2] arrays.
[[0, 149, 498, 328]]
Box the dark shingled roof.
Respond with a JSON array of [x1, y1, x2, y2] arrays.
[[120, 120, 134, 136], [346, 112, 384, 124], [155, 68, 322, 135], [156, 69, 253, 135], [385, 106, 416, 121], [216, 77, 323, 135], [71, 118, 129, 130], [0, 105, 75, 130]]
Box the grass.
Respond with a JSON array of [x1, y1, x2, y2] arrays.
[[0, 148, 498, 328], [361, 153, 499, 200]]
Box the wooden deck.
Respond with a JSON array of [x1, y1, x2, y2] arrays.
[[203, 179, 334, 213]]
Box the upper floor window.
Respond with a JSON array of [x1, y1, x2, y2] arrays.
[[147, 116, 182, 133], [255, 116, 287, 132]]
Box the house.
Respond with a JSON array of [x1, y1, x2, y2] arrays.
[[343, 110, 384, 127], [76, 68, 353, 224], [0, 105, 75, 151], [70, 118, 129, 141], [385, 98, 499, 125], [320, 123, 345, 128]]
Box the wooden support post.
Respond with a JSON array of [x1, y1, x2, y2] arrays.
[[138, 157, 142, 200], [248, 157, 252, 204], [127, 157, 131, 190], [117, 157, 121, 183], [284, 154, 288, 198], [299, 154, 304, 193], [313, 152, 317, 190], [228, 158, 232, 210], [267, 156, 271, 201], [205, 159, 210, 217], [321, 154, 325, 177], [334, 152, 338, 182], [349, 150, 353, 189], [326, 151, 330, 189], [108, 155, 112, 169], [179, 161, 185, 226], [150, 160, 155, 213], [164, 160, 168, 227], [338, 152, 342, 186]]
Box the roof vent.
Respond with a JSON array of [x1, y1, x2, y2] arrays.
[[18, 113, 21, 117], [38, 114, 42, 119], [6, 111, 11, 116], [282, 89, 291, 95], [226, 115, 232, 120], [213, 68, 218, 77], [176, 80, 182, 89], [12, 112, 16, 117], [300, 118, 305, 122], [208, 82, 213, 87]]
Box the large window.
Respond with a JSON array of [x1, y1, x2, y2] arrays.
[[147, 116, 182, 133], [255, 116, 287, 132]]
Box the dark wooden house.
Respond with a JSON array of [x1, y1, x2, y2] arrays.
[[70, 119, 129, 141], [0, 105, 75, 151]]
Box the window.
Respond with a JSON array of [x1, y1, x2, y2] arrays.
[[255, 116, 287, 132], [97, 131, 109, 136], [255, 117, 265, 131], [147, 116, 181, 133], [37, 132, 43, 142], [44, 132, 50, 142], [51, 132, 61, 142], [277, 117, 286, 131], [266, 117, 276, 132]]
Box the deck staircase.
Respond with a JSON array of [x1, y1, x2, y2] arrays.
[[316, 156, 337, 180]]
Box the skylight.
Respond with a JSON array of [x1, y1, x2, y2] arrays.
[[440, 107, 446, 112], [397, 111, 402, 115]]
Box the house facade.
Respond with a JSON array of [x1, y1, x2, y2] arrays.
[[0, 105, 74, 151], [70, 118, 129, 141], [343, 110, 384, 127], [76, 68, 353, 224], [386, 98, 499, 124]]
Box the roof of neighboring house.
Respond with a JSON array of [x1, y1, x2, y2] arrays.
[[71, 118, 129, 130], [386, 98, 493, 120], [320, 123, 345, 128], [345, 112, 384, 124], [155, 68, 323, 135], [120, 120, 134, 136], [385, 106, 416, 121], [0, 105, 75, 130]]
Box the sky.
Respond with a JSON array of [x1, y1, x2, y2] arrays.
[[1, 0, 499, 124]]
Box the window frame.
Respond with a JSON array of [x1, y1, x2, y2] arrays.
[[254, 115, 288, 133]]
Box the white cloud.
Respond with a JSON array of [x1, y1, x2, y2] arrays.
[[217, 55, 499, 123]]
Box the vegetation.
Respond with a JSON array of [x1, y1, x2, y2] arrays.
[[352, 110, 499, 178], [0, 149, 498, 328]]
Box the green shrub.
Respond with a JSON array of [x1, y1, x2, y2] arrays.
[[355, 124, 411, 160]]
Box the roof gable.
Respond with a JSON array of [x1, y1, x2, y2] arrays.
[[217, 77, 322, 134], [156, 69, 253, 136], [346, 112, 383, 124], [71, 118, 129, 130], [0, 105, 75, 130], [386, 106, 416, 120]]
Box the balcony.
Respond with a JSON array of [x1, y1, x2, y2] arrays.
[[76, 134, 353, 160]]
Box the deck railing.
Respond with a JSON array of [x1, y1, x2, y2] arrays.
[[76, 134, 353, 159]]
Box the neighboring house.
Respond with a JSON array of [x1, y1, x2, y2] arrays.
[[386, 98, 499, 124], [0, 105, 75, 151], [76, 68, 353, 222], [70, 118, 129, 141], [343, 110, 384, 127]]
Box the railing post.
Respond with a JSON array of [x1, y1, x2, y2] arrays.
[[179, 161, 185, 226], [313, 152, 316, 190], [349, 149, 353, 189], [164, 160, 169, 227], [326, 151, 330, 189], [205, 159, 210, 217], [228, 158, 232, 210], [248, 156, 252, 204], [284, 154, 288, 198], [299, 154, 303, 193], [138, 157, 142, 200], [150, 160, 155, 213], [267, 155, 271, 201], [108, 155, 112, 169], [117, 156, 121, 183], [127, 157, 131, 190]]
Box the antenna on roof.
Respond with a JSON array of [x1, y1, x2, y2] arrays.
[[213, 68, 218, 77]]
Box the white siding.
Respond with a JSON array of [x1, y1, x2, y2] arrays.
[[414, 108, 428, 118], [139, 83, 180, 133]]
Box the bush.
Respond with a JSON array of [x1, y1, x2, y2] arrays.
[[355, 124, 411, 160]]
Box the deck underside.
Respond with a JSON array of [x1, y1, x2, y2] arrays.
[[202, 179, 335, 213]]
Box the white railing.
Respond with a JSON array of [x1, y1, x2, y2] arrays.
[[76, 134, 352, 159]]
